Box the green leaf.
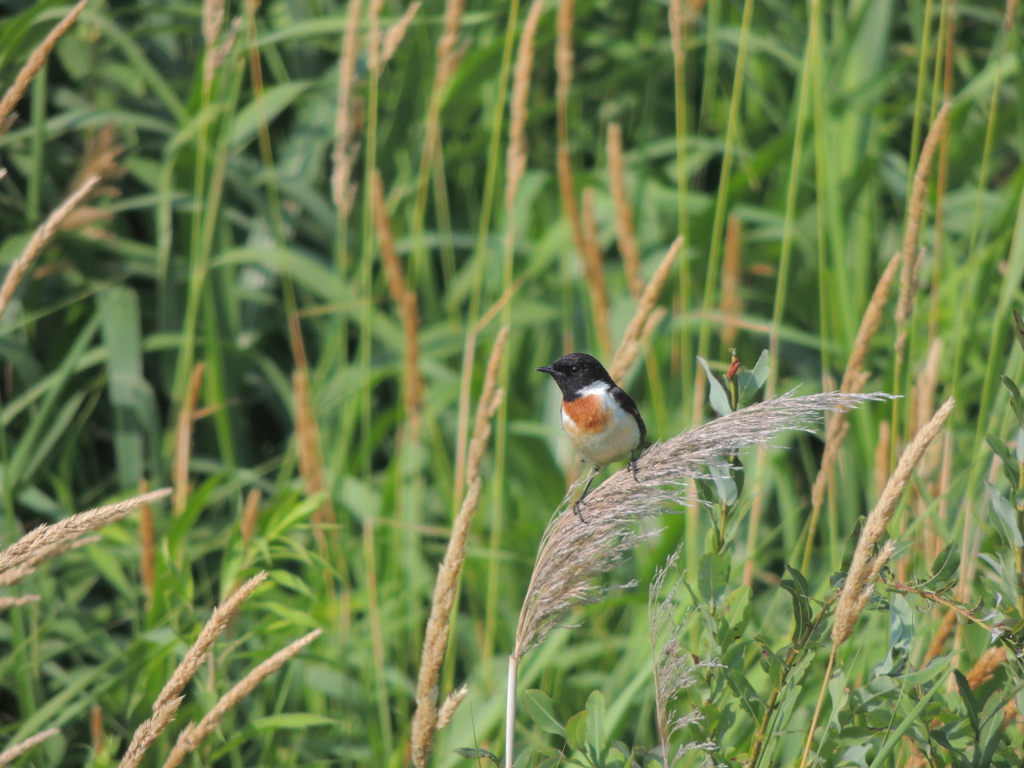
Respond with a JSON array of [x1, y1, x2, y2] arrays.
[[252, 713, 337, 730], [867, 660, 952, 768], [985, 434, 1019, 495], [1002, 375, 1024, 429], [230, 81, 313, 148], [697, 357, 732, 417], [697, 552, 730, 607], [736, 349, 771, 403], [952, 670, 980, 738], [919, 542, 960, 592], [585, 690, 607, 764], [564, 711, 587, 752], [985, 481, 1023, 547], [523, 690, 564, 736], [709, 461, 738, 506], [1013, 310, 1024, 354], [780, 565, 813, 645], [454, 747, 500, 763]]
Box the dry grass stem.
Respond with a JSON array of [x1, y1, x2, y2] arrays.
[[372, 171, 422, 436], [0, 0, 88, 139], [294, 364, 337, 542], [240, 487, 262, 550], [0, 534, 100, 588], [161, 629, 322, 768], [607, 123, 643, 299], [0, 174, 101, 320], [411, 327, 508, 768], [874, 419, 892, 493], [555, 0, 585, 259], [204, 16, 242, 84], [581, 188, 611, 355], [609, 236, 683, 381], [202, 0, 225, 47], [515, 390, 888, 660], [895, 102, 951, 365], [720, 214, 743, 348], [832, 397, 955, 647], [331, 0, 363, 218], [91, 704, 105, 753], [419, 0, 466, 180], [0, 594, 41, 612], [0, 727, 60, 767], [806, 250, 902, 539], [506, 0, 546, 214], [118, 696, 183, 768], [153, 571, 269, 712], [0, 489, 170, 577], [381, 2, 422, 64], [843, 251, 901, 393], [173, 362, 205, 516]]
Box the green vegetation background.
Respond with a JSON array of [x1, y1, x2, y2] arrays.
[[2, 0, 1024, 766]]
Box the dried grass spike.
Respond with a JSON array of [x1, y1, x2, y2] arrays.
[[0, 0, 89, 139], [0, 727, 60, 768], [153, 571, 269, 712], [161, 630, 322, 768], [0, 174, 102, 320]]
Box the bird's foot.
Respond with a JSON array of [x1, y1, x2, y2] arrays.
[[573, 497, 589, 523], [628, 450, 641, 482]]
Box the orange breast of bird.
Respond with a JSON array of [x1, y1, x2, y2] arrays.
[[561, 394, 611, 438]]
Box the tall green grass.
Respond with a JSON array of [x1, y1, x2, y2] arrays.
[[2, 0, 1024, 766]]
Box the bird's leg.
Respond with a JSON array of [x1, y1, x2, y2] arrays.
[[573, 466, 600, 522], [628, 448, 641, 482]]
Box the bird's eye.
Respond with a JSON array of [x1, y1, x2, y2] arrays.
[[571, 365, 580, 373]]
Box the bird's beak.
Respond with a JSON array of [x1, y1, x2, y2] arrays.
[[536, 365, 555, 374]]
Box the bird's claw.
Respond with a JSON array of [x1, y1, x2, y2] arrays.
[[573, 498, 589, 523]]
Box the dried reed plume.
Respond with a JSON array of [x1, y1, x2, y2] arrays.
[[555, 0, 586, 261], [381, 2, 421, 65], [799, 397, 956, 767], [418, 0, 466, 187], [153, 571, 269, 712], [139, 483, 155, 601], [804, 251, 901, 560], [720, 214, 743, 348], [0, 594, 41, 612], [118, 696, 183, 768], [240, 487, 262, 551], [581, 188, 611, 355], [161, 629, 322, 768], [608, 236, 683, 381], [372, 171, 422, 436], [649, 548, 718, 763], [894, 103, 951, 367], [833, 397, 954, 647], [331, 0, 362, 218], [0, 489, 170, 577], [203, 16, 242, 86], [607, 123, 643, 299], [172, 362, 205, 516], [0, 728, 60, 767], [507, 390, 887, 766], [0, 0, 88, 140], [506, 0, 546, 215], [412, 327, 508, 768], [923, 606, 957, 665], [966, 646, 1006, 690], [201, 0, 225, 82], [289, 315, 337, 547], [0, 174, 101, 320], [0, 534, 99, 588]]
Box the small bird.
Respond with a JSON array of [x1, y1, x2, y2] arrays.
[[536, 352, 647, 518]]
